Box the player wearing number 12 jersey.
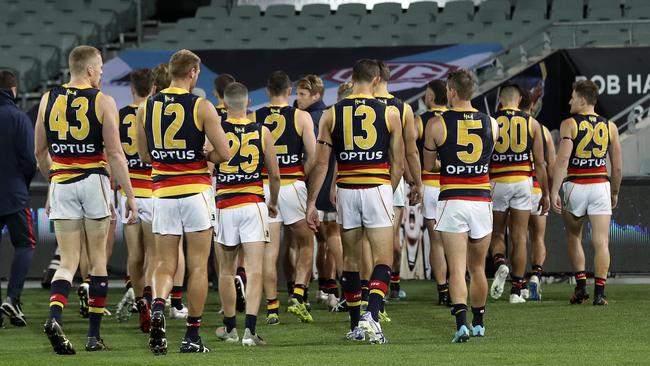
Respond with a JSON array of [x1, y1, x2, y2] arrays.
[[488, 84, 549, 304], [306, 59, 404, 344], [551, 80, 622, 306], [35, 45, 138, 354], [423, 69, 497, 343], [138, 49, 230, 354]]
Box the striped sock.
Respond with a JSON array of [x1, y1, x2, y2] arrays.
[[185, 316, 201, 342], [360, 280, 369, 302], [575, 271, 587, 290], [292, 284, 306, 303], [368, 265, 391, 321], [152, 297, 166, 313], [170, 286, 183, 310], [595, 277, 606, 297], [88, 275, 108, 338], [451, 303, 468, 330], [49, 280, 71, 326], [143, 286, 152, 305], [342, 271, 361, 331], [390, 271, 400, 291], [266, 298, 279, 315]]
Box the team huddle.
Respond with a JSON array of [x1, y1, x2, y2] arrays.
[[33, 45, 622, 355]]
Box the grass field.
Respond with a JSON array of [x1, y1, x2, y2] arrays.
[[0, 281, 648, 365]]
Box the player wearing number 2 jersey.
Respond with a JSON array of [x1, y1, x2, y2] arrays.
[[35, 45, 138, 354], [423, 69, 497, 343], [137, 49, 230, 354], [253, 71, 316, 324], [487, 84, 549, 304], [306, 59, 404, 344], [551, 80, 622, 307]]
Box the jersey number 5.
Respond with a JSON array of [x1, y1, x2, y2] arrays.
[[221, 131, 260, 174], [456, 120, 483, 164]]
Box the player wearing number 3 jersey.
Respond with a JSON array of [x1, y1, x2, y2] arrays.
[[551, 80, 622, 307], [35, 45, 138, 354], [137, 49, 231, 354], [306, 59, 404, 344], [423, 69, 497, 343]]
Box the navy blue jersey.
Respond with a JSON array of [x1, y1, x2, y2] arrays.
[[43, 84, 107, 183], [437, 109, 495, 201], [119, 104, 152, 198], [490, 108, 534, 183], [567, 113, 610, 184]]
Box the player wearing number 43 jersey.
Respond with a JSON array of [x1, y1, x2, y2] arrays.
[[253, 71, 316, 324], [35, 45, 139, 354], [423, 69, 497, 343], [488, 84, 550, 305], [307, 59, 404, 344], [214, 82, 280, 346], [137, 49, 231, 354], [551, 80, 622, 307]]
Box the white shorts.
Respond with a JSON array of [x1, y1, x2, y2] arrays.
[[530, 192, 548, 216], [318, 210, 337, 222], [264, 181, 307, 225], [215, 202, 270, 246], [392, 177, 406, 207], [48, 174, 112, 220], [491, 180, 533, 212], [152, 188, 216, 235], [422, 185, 441, 220], [336, 185, 394, 229], [562, 181, 612, 217], [119, 195, 153, 224], [435, 200, 493, 239]]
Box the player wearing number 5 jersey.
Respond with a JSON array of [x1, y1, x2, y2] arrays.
[[35, 46, 138, 354], [488, 84, 549, 304], [214, 82, 280, 346], [137, 49, 230, 354], [253, 71, 316, 324], [423, 69, 497, 343], [307, 59, 404, 344], [551, 80, 622, 306]]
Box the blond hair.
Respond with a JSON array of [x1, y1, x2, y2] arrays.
[[69, 45, 101, 75], [169, 49, 201, 79], [296, 75, 324, 97]]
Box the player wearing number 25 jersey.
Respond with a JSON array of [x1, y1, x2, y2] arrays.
[[551, 80, 622, 306]]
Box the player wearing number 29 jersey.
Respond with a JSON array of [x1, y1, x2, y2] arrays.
[[551, 80, 622, 307]]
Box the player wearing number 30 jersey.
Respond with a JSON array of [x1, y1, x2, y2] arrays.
[[423, 69, 497, 343], [551, 80, 622, 307]]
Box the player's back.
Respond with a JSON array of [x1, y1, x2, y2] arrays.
[[143, 87, 211, 198], [119, 104, 152, 198], [215, 103, 228, 120], [567, 113, 610, 184], [254, 105, 304, 184], [43, 84, 107, 183], [437, 108, 495, 202], [376, 94, 406, 128], [331, 94, 390, 189], [418, 107, 446, 187], [489, 108, 534, 183], [215, 118, 265, 209]]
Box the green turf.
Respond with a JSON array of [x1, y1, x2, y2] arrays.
[[0, 282, 647, 365]]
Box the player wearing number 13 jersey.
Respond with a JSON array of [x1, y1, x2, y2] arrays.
[[306, 59, 404, 344], [551, 80, 622, 306], [137, 50, 230, 354], [35, 45, 138, 354], [487, 84, 549, 305], [423, 69, 497, 343]]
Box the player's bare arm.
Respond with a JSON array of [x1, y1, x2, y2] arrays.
[[199, 98, 230, 164], [531, 118, 550, 214], [34, 92, 52, 178], [297, 109, 317, 177], [135, 103, 151, 164], [306, 107, 334, 231], [263, 126, 280, 217], [423, 115, 443, 172], [551, 118, 576, 213], [387, 107, 404, 192], [403, 103, 422, 203], [608, 121, 622, 209]]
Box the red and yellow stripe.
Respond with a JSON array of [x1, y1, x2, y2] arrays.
[[49, 154, 107, 183], [151, 161, 211, 198], [336, 162, 390, 188], [422, 170, 440, 187], [489, 161, 532, 183], [567, 166, 609, 184], [215, 182, 265, 209], [262, 165, 305, 185]]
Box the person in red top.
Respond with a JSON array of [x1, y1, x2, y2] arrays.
[[551, 80, 622, 306]]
